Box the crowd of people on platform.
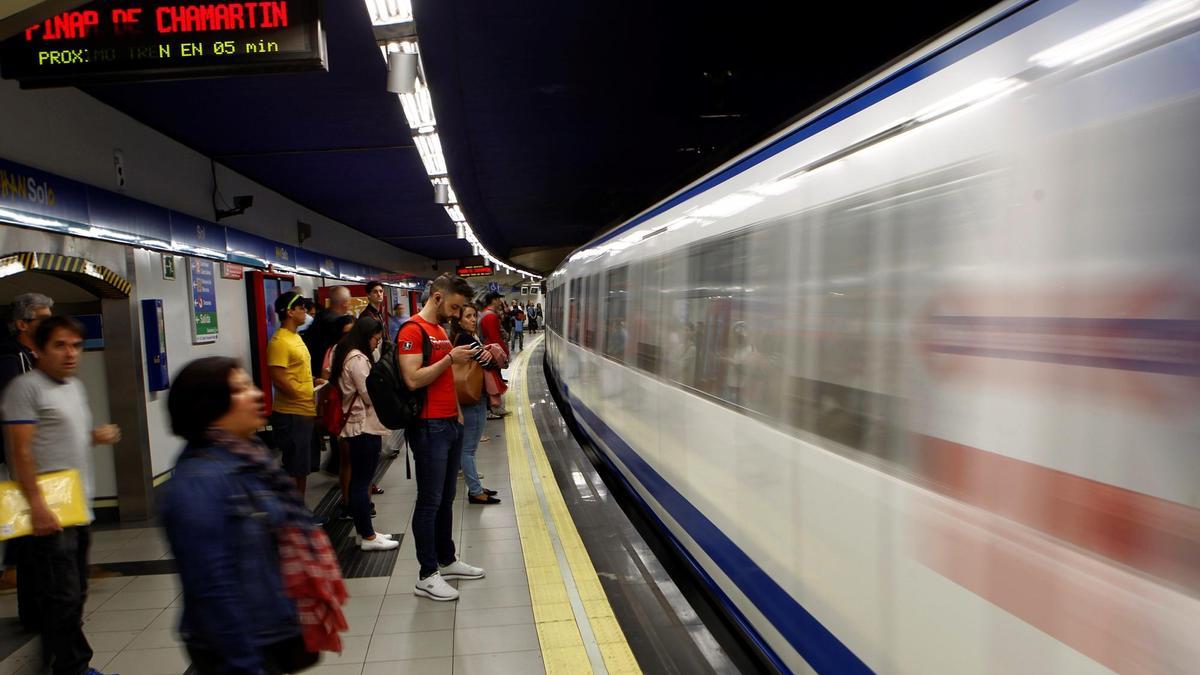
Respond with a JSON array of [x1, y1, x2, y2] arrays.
[[0, 277, 542, 674]]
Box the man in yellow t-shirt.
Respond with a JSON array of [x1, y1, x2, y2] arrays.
[[268, 291, 326, 496]]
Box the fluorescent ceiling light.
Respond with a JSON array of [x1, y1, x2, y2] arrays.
[[414, 132, 448, 175], [689, 192, 763, 219], [446, 206, 466, 222], [1031, 0, 1200, 68], [367, 0, 413, 26]]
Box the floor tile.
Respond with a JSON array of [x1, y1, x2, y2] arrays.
[[460, 526, 521, 542], [88, 651, 117, 671], [146, 606, 181, 632], [450, 605, 534, 629], [361, 657, 451, 675], [342, 613, 378, 638], [462, 538, 524, 555], [342, 578, 389, 597], [364, 629, 452, 662], [452, 649, 545, 675], [85, 609, 163, 632], [122, 576, 181, 593], [452, 623, 539, 655], [305, 664, 364, 675], [124, 628, 183, 650], [463, 551, 526, 571], [456, 585, 532, 611], [321, 635, 370, 665], [471, 567, 530, 589], [340, 594, 384, 618], [371, 610, 455, 635], [104, 646, 189, 675], [87, 577, 137, 594], [378, 593, 457, 616], [95, 589, 179, 612], [81, 630, 139, 652]]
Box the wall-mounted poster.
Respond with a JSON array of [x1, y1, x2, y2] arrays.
[[162, 254, 176, 280], [188, 258, 219, 344]]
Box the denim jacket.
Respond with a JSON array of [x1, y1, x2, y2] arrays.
[[161, 443, 300, 674]]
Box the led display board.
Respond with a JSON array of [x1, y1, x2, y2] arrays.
[[457, 265, 493, 278], [0, 0, 326, 88]]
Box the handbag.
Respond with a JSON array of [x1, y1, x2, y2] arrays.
[[453, 358, 484, 406], [0, 469, 89, 540]]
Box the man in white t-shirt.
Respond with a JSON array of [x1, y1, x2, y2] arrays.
[[2, 316, 120, 675]]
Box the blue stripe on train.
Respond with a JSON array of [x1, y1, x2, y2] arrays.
[[565, 386, 872, 674], [583, 0, 1077, 251]]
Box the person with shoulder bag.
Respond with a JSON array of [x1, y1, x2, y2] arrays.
[[328, 317, 398, 551], [449, 305, 500, 505], [163, 357, 347, 674]]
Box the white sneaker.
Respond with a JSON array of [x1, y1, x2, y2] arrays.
[[414, 572, 459, 601], [360, 536, 399, 552], [439, 558, 485, 580]]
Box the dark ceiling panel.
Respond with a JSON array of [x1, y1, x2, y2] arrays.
[[76, 0, 997, 270], [416, 0, 998, 268], [83, 0, 469, 261]]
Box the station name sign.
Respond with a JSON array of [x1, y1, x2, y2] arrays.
[[0, 0, 326, 88], [457, 265, 494, 278]]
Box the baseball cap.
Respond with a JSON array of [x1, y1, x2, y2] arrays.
[[274, 291, 306, 314]]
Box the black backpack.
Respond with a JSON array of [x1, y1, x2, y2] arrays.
[[367, 321, 431, 430]]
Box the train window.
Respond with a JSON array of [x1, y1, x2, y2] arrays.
[[568, 278, 582, 344], [583, 273, 600, 350], [684, 235, 745, 399], [603, 265, 628, 361], [633, 259, 662, 375]]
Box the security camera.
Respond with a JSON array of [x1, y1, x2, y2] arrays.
[[216, 195, 255, 220]]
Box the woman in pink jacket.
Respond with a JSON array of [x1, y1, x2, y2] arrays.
[[329, 316, 398, 551]]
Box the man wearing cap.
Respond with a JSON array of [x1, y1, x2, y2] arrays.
[[268, 291, 325, 498]]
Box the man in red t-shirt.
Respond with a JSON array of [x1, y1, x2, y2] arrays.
[[396, 274, 485, 602]]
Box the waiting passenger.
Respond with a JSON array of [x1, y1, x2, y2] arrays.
[[298, 298, 316, 334], [328, 317, 398, 551], [397, 274, 487, 601], [511, 304, 525, 352], [0, 292, 52, 620], [268, 291, 325, 499], [163, 357, 347, 674], [1, 316, 121, 675], [449, 305, 501, 505], [360, 281, 390, 338], [477, 292, 510, 419]]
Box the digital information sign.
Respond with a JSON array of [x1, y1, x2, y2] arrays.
[[457, 265, 494, 278], [0, 0, 326, 88]]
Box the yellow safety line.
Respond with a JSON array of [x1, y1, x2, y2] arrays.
[[505, 337, 641, 674]]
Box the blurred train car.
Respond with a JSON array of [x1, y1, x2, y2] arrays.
[[543, 0, 1200, 673]]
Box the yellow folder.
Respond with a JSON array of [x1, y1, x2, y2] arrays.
[[0, 469, 88, 540]]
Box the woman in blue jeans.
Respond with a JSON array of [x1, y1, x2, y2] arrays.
[[450, 305, 500, 504], [329, 316, 400, 550]]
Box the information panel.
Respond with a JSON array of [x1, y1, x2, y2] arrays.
[[188, 257, 219, 344], [457, 265, 493, 278], [0, 0, 326, 88]]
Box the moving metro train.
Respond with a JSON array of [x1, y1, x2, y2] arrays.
[[542, 1, 1200, 673]]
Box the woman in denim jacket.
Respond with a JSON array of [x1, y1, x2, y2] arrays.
[[161, 357, 342, 674]]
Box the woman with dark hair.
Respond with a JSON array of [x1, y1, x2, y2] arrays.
[[448, 305, 500, 505], [328, 316, 397, 551], [162, 357, 347, 674]]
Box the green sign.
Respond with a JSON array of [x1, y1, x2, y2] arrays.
[[188, 258, 219, 344]]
